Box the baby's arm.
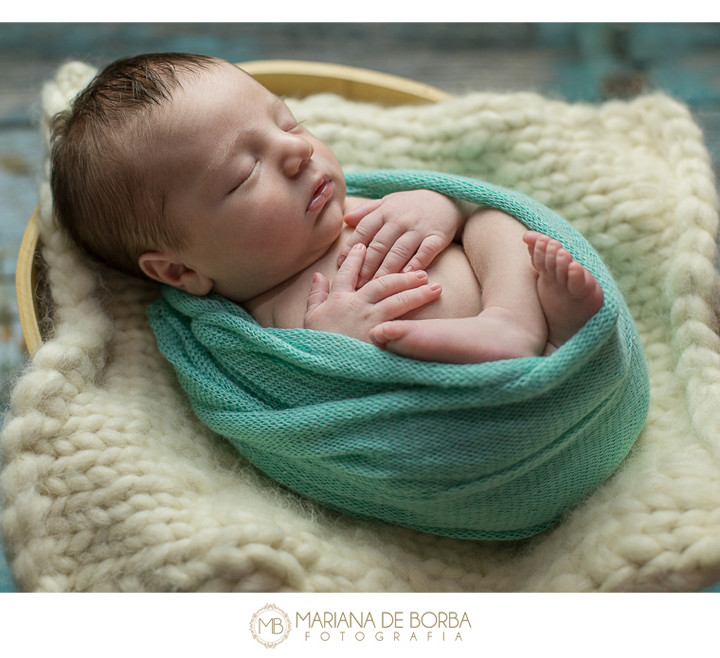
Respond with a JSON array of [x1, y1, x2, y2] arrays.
[[370, 210, 604, 363], [337, 190, 468, 287], [370, 209, 549, 362], [304, 243, 442, 342]]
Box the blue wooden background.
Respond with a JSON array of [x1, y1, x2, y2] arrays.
[[1, 22, 719, 593]]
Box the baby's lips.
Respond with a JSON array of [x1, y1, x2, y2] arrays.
[[307, 177, 332, 213]]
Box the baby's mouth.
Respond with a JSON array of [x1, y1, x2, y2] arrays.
[[307, 177, 333, 214]]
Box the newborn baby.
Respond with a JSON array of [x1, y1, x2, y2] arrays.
[[51, 53, 603, 364]]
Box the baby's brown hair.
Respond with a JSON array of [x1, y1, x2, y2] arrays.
[[50, 52, 219, 277]]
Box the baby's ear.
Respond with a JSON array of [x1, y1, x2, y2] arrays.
[[138, 250, 213, 296]]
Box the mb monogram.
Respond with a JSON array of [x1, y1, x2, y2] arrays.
[[249, 604, 292, 648]]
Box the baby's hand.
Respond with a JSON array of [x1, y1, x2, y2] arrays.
[[305, 243, 441, 342], [337, 190, 466, 287]]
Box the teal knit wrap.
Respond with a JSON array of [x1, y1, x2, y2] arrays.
[[147, 170, 650, 540]]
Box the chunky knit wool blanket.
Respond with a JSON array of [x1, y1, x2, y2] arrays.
[[148, 169, 649, 541], [2, 61, 720, 591]]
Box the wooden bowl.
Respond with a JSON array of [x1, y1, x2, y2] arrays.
[[16, 60, 449, 357]]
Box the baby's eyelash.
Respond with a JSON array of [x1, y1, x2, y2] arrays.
[[227, 161, 258, 195]]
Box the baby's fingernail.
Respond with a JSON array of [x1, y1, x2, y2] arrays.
[[403, 264, 414, 272], [429, 283, 442, 292], [353, 243, 365, 252], [414, 270, 428, 280]]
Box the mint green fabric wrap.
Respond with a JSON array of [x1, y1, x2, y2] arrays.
[[147, 169, 650, 540]]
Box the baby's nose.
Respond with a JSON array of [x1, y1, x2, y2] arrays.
[[283, 135, 314, 176]]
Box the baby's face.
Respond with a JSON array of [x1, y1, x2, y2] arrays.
[[151, 60, 347, 302]]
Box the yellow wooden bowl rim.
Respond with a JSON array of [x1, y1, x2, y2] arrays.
[[16, 60, 448, 357]]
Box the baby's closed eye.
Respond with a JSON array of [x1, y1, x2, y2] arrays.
[[226, 160, 258, 195]]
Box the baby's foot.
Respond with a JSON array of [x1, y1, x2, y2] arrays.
[[523, 231, 604, 352], [369, 309, 546, 363]]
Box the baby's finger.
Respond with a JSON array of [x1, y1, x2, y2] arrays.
[[305, 272, 330, 316], [371, 233, 425, 281], [337, 211, 385, 267], [332, 243, 365, 292], [343, 198, 383, 227], [361, 269, 431, 304], [376, 279, 442, 320], [356, 224, 408, 286], [402, 234, 446, 274]]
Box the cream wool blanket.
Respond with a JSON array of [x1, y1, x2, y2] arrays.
[[2, 61, 720, 591]]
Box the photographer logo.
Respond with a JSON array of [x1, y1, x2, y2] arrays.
[[249, 604, 292, 648]]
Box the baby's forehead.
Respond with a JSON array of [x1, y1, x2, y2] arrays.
[[143, 61, 288, 166], [187, 58, 253, 85], [174, 60, 273, 106]]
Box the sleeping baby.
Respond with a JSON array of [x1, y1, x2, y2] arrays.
[[50, 52, 603, 364], [48, 52, 651, 542]]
